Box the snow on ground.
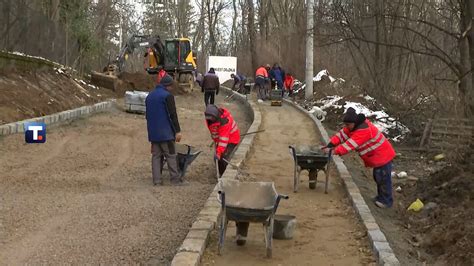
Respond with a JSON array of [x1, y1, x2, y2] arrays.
[[314, 69, 336, 82], [292, 68, 410, 141], [6, 51, 64, 68]]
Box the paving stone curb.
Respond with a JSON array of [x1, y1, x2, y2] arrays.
[[282, 98, 400, 266], [171, 88, 261, 266], [0, 100, 117, 136]]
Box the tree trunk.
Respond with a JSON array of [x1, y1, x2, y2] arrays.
[[247, 0, 257, 71], [460, 0, 473, 117], [465, 0, 474, 117]]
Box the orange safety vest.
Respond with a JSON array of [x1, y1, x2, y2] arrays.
[[255, 67, 268, 78], [206, 108, 240, 158]]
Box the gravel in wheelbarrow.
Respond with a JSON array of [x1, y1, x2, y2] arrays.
[[217, 179, 288, 258]]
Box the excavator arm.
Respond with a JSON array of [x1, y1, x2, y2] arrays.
[[115, 34, 165, 73]]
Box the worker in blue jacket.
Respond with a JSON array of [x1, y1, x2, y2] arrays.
[[146, 74, 186, 186]]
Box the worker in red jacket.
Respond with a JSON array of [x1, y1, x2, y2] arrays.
[[205, 104, 241, 177], [284, 73, 295, 96], [322, 107, 396, 208]]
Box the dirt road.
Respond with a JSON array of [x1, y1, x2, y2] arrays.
[[202, 102, 374, 265], [0, 91, 250, 265]]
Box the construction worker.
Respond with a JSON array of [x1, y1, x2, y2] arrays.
[[230, 73, 246, 92], [145, 74, 186, 186], [195, 71, 204, 88], [202, 68, 220, 105], [322, 107, 396, 208], [204, 104, 240, 177], [156, 65, 166, 84], [284, 72, 295, 96], [255, 64, 269, 102]]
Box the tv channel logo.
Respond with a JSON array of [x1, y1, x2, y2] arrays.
[[24, 122, 46, 143]]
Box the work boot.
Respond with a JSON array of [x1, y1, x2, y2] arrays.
[[374, 200, 388, 208], [154, 180, 164, 186]]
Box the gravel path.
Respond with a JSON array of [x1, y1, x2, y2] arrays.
[[202, 101, 374, 265], [0, 91, 251, 265]]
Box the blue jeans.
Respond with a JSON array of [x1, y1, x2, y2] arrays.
[[373, 161, 393, 207]]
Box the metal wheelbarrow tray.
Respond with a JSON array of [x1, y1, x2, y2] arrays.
[[161, 144, 201, 178], [289, 145, 332, 193], [217, 179, 288, 258]]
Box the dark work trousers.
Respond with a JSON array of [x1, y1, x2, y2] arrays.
[[373, 161, 393, 207], [236, 221, 249, 245], [255, 77, 266, 100], [204, 90, 216, 105], [151, 141, 180, 184], [218, 143, 237, 176]]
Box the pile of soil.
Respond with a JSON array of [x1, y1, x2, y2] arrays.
[[0, 68, 116, 125], [394, 164, 473, 264], [115, 72, 156, 95], [115, 71, 189, 96]]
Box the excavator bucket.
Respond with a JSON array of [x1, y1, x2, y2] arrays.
[[90, 71, 118, 91]]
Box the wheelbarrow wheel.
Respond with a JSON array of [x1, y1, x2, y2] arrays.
[[309, 169, 318, 190]]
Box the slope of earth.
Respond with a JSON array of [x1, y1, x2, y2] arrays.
[[0, 68, 116, 125], [0, 91, 251, 265]]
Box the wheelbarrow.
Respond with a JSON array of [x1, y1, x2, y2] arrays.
[[270, 88, 282, 106], [217, 179, 288, 258], [289, 145, 332, 193], [161, 144, 201, 178]]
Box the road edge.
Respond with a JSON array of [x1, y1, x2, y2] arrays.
[[170, 89, 261, 266], [0, 99, 117, 136], [282, 98, 400, 266]]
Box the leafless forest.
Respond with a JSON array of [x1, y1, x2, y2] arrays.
[[1, 0, 473, 118]]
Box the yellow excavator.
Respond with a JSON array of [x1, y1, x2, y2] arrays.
[[91, 34, 197, 91]]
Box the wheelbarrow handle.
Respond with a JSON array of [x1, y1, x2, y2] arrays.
[[218, 191, 226, 209], [279, 194, 289, 200]]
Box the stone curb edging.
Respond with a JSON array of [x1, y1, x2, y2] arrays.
[[170, 89, 261, 266], [283, 98, 400, 266], [0, 100, 117, 136]]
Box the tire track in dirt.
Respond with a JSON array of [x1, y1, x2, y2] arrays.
[[203, 102, 374, 265]]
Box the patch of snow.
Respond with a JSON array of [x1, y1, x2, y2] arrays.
[[362, 94, 375, 101], [316, 95, 343, 110], [313, 69, 336, 82], [343, 101, 410, 139], [8, 51, 64, 67], [308, 106, 327, 121]]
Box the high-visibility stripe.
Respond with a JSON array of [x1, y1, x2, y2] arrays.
[[359, 136, 386, 155], [339, 130, 349, 141], [218, 142, 228, 147], [347, 138, 359, 148], [230, 126, 238, 133], [358, 132, 381, 150], [219, 136, 229, 141], [342, 142, 352, 151]]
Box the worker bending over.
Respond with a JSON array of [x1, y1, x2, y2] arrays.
[[204, 104, 240, 177], [322, 107, 396, 208]]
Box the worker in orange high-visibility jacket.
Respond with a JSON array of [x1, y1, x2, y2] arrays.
[[204, 104, 240, 177], [322, 107, 396, 208]]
